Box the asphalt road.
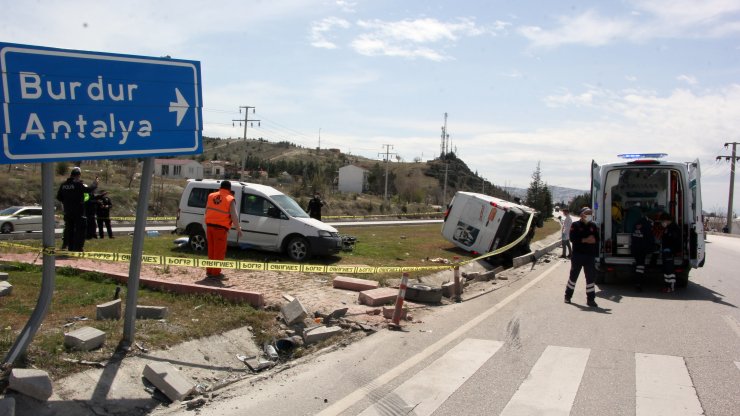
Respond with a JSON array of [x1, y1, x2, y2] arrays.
[[161, 234, 740, 416]]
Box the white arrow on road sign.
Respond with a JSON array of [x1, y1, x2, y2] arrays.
[[169, 88, 189, 127]]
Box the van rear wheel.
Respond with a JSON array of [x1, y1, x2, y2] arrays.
[[286, 236, 310, 262], [189, 230, 207, 251]]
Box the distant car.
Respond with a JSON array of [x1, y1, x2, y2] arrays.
[[0, 206, 48, 233]]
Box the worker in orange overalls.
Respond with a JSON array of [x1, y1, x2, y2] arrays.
[[204, 180, 242, 280]]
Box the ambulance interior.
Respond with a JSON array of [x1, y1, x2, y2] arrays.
[[603, 167, 685, 256]]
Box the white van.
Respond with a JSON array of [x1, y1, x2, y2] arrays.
[[176, 179, 342, 261], [441, 192, 541, 264], [591, 154, 705, 286]]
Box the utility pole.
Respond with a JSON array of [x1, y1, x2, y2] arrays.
[[318, 128, 321, 153], [233, 106, 260, 182], [379, 144, 396, 201], [440, 112, 449, 158], [717, 141, 740, 233], [443, 163, 449, 204]]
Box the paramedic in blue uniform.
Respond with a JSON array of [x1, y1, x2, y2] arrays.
[[564, 207, 600, 307], [659, 212, 681, 293]]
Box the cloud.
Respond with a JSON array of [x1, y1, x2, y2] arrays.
[[677, 74, 698, 85], [310, 17, 351, 49], [349, 17, 487, 60], [519, 1, 740, 48]]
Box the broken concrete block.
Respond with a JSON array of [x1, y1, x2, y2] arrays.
[[382, 306, 408, 320], [64, 326, 106, 351], [8, 368, 52, 402], [441, 281, 455, 298], [0, 396, 14, 416], [96, 299, 122, 320], [281, 298, 308, 325], [142, 362, 195, 402], [358, 287, 398, 306], [303, 326, 343, 345], [0, 281, 11, 297], [333, 276, 379, 292], [136, 305, 168, 320], [0, 272, 8, 280]]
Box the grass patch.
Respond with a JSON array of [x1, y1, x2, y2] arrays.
[[0, 263, 275, 380]]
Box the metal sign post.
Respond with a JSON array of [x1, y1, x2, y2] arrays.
[[0, 43, 202, 363]]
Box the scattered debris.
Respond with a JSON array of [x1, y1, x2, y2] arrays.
[[183, 397, 207, 410], [426, 257, 450, 264], [135, 342, 149, 353], [62, 358, 107, 368]]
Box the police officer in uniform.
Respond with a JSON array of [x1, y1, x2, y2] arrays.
[[56, 167, 97, 252], [204, 181, 242, 280], [564, 207, 600, 307], [630, 204, 653, 292]]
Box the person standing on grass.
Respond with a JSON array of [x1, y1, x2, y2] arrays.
[[204, 180, 242, 281], [57, 167, 97, 252], [307, 192, 325, 220], [96, 190, 114, 239]]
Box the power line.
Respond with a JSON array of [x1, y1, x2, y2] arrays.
[[379, 144, 397, 201], [233, 106, 260, 181]]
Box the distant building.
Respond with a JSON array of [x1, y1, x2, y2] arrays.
[[338, 165, 369, 193], [153, 159, 203, 179], [203, 160, 228, 179]]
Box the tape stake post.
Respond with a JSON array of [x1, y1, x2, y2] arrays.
[[391, 272, 409, 328], [453, 256, 461, 303]]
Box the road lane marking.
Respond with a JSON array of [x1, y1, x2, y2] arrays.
[[357, 338, 503, 415], [316, 261, 562, 416], [500, 346, 590, 416], [635, 353, 703, 416], [721, 315, 740, 339]]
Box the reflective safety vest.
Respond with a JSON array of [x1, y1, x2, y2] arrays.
[[205, 189, 235, 229]]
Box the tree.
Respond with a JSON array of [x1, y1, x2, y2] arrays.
[[525, 162, 553, 218]]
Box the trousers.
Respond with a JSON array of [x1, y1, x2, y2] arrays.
[[565, 252, 596, 301], [206, 226, 228, 276]]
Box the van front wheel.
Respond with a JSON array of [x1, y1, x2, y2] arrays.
[[286, 236, 310, 262], [189, 230, 207, 251]]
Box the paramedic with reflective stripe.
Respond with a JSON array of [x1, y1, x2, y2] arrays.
[[204, 181, 242, 280], [564, 207, 600, 308], [659, 212, 681, 293]]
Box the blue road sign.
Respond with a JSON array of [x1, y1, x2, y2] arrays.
[[0, 42, 202, 163]]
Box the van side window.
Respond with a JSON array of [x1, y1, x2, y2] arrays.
[[187, 188, 211, 209], [242, 194, 277, 217]]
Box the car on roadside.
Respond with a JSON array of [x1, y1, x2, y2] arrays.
[[0, 205, 52, 233]]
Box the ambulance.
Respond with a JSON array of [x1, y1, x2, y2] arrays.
[[441, 192, 541, 264], [591, 154, 705, 286]]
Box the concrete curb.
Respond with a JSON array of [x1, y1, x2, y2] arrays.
[[512, 238, 562, 268]]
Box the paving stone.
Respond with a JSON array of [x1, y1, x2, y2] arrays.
[[0, 272, 8, 280], [280, 298, 308, 325], [8, 369, 52, 402], [382, 306, 408, 320], [0, 396, 14, 416], [0, 281, 11, 297], [441, 281, 456, 298], [96, 299, 122, 320], [358, 287, 398, 306], [142, 362, 195, 402], [136, 305, 168, 320], [302, 326, 343, 345], [333, 276, 379, 292], [64, 326, 106, 351]]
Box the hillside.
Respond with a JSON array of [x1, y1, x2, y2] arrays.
[[0, 137, 582, 216]]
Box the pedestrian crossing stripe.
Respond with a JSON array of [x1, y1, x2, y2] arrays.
[[346, 339, 715, 416], [358, 339, 503, 415]]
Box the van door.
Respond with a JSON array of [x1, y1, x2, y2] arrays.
[[238, 193, 282, 250], [688, 159, 705, 267], [591, 160, 601, 220]]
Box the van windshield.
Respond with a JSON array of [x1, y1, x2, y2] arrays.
[[271, 194, 309, 218]]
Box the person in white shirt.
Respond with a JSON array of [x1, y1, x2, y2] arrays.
[[560, 208, 573, 258]]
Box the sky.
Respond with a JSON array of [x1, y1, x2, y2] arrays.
[[2, 0, 740, 213]]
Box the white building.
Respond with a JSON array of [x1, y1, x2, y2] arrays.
[[153, 159, 203, 180], [338, 165, 369, 193]]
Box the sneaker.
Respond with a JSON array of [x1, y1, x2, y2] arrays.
[[661, 287, 674, 293], [208, 273, 228, 281], [564, 296, 571, 304], [587, 300, 599, 308]]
